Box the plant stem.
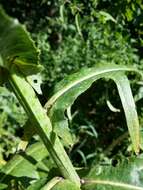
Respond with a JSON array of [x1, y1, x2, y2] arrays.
[[8, 69, 80, 187]]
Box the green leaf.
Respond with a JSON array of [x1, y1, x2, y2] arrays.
[[0, 183, 8, 189], [0, 142, 48, 183], [125, 8, 133, 21], [139, 130, 143, 151], [45, 64, 140, 153], [110, 73, 140, 153], [17, 120, 36, 151], [51, 179, 81, 190], [98, 11, 117, 23], [27, 178, 81, 190], [75, 13, 82, 37], [27, 178, 48, 190], [82, 155, 143, 190], [134, 86, 143, 102], [27, 74, 43, 94], [0, 6, 42, 76]]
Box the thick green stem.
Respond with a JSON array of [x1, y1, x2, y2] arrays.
[[8, 69, 80, 187]]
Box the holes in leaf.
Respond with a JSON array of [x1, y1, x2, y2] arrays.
[[33, 79, 38, 83], [112, 159, 118, 167]]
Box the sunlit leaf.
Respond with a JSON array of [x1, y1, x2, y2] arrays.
[[0, 6, 42, 77], [27, 178, 48, 190], [83, 155, 143, 190], [99, 11, 117, 23], [45, 64, 141, 153], [134, 86, 143, 102], [0, 183, 7, 189], [27, 74, 43, 94], [0, 142, 48, 183], [110, 72, 140, 153]]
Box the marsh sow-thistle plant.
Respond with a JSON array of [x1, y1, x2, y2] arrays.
[[0, 6, 80, 188], [0, 6, 143, 190]]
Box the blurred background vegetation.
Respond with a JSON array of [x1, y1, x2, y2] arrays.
[[0, 0, 143, 167]]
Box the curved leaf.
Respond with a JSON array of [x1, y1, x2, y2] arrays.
[[99, 11, 117, 23], [83, 155, 143, 190], [45, 64, 141, 153], [110, 73, 140, 153], [0, 6, 42, 76]]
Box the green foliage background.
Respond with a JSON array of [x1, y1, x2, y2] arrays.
[[0, 0, 143, 166]]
